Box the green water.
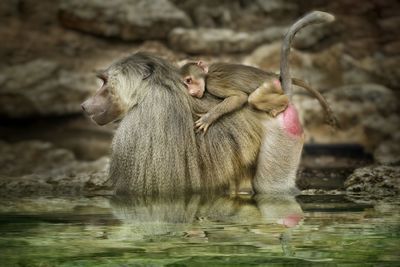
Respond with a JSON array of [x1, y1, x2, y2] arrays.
[[0, 194, 399, 267]]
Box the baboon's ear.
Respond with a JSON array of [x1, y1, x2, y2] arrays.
[[197, 61, 209, 73], [143, 63, 154, 80]]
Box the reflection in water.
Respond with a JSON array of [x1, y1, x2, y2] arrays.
[[109, 193, 303, 247], [1, 194, 399, 266], [111, 193, 302, 224], [254, 194, 303, 227]]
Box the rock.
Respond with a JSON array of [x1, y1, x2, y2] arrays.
[[300, 189, 345, 195], [0, 0, 19, 17], [295, 84, 399, 146], [16, 0, 60, 26], [244, 43, 347, 89], [378, 16, 400, 35], [0, 116, 115, 161], [242, 41, 282, 70], [172, 0, 296, 31], [383, 40, 400, 55], [293, 21, 337, 50], [168, 26, 286, 54], [326, 84, 397, 117], [0, 59, 95, 118], [363, 114, 400, 150], [244, 43, 384, 89], [345, 165, 400, 196], [190, 4, 233, 29], [373, 133, 400, 165], [375, 56, 400, 90], [59, 0, 192, 41], [341, 53, 400, 91], [256, 0, 297, 14], [341, 55, 380, 85], [376, 0, 400, 17], [0, 141, 72, 177], [0, 140, 110, 197], [346, 38, 380, 59]]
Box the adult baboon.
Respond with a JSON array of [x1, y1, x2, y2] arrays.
[[82, 11, 335, 195], [82, 52, 299, 195]]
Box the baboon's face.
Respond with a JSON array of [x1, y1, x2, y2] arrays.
[[180, 64, 206, 98], [81, 71, 127, 125]]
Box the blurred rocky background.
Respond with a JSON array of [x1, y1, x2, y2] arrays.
[[0, 0, 399, 197]]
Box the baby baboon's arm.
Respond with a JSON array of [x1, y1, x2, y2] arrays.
[[195, 89, 248, 133]]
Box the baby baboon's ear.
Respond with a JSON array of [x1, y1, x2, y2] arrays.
[[197, 61, 209, 73]]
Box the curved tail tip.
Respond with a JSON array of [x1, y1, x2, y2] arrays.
[[310, 10, 335, 23]]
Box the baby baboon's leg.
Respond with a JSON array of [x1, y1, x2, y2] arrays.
[[248, 79, 289, 117]]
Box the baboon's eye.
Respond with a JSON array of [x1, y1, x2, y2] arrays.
[[96, 71, 108, 84], [185, 77, 192, 84], [143, 63, 154, 80]]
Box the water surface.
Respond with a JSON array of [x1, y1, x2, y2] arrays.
[[0, 194, 399, 266]]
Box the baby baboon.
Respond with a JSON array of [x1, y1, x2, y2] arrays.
[[179, 11, 336, 133]]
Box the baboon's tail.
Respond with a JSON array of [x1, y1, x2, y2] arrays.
[[292, 78, 340, 128], [280, 11, 335, 98]]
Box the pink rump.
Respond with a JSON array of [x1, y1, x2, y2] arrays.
[[282, 104, 303, 137]]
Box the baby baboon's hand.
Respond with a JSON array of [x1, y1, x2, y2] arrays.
[[195, 113, 214, 134]]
